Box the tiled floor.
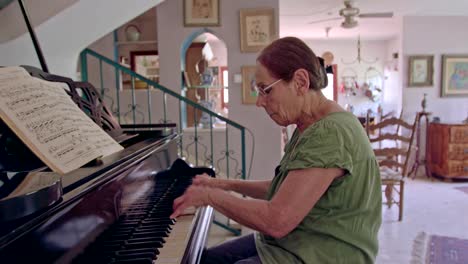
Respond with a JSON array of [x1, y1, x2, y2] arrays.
[[206, 177, 468, 263]]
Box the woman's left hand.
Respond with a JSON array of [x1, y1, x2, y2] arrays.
[[170, 185, 211, 218]]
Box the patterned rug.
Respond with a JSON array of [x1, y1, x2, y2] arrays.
[[412, 232, 468, 264], [454, 186, 468, 195]]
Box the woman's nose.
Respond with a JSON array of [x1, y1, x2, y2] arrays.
[[256, 95, 266, 107]]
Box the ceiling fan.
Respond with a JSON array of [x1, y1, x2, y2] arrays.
[[308, 0, 393, 29]]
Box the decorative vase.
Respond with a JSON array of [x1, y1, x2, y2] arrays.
[[199, 100, 214, 128], [125, 25, 141, 42], [421, 93, 427, 112]]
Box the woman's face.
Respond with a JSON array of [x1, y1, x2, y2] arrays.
[[255, 63, 301, 126]]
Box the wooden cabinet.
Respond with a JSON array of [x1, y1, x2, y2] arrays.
[[427, 123, 468, 178]]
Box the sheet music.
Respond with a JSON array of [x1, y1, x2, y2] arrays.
[[0, 67, 123, 174], [0, 66, 31, 82]]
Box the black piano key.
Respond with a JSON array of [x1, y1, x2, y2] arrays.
[[101, 237, 164, 247], [132, 231, 169, 238], [137, 224, 172, 230], [113, 259, 154, 264], [141, 218, 175, 225], [127, 237, 165, 244], [116, 248, 159, 256], [114, 253, 156, 261], [75, 255, 114, 264], [142, 216, 174, 222], [101, 244, 124, 251], [116, 220, 142, 225], [123, 241, 163, 250]]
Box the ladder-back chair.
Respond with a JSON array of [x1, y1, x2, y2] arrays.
[[366, 113, 417, 221]]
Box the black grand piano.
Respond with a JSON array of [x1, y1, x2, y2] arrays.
[[0, 66, 214, 264]]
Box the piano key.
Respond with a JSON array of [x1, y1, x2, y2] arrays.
[[116, 248, 160, 256], [113, 259, 154, 264], [155, 214, 196, 264]]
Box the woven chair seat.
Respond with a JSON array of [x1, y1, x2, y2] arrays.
[[380, 167, 404, 181]]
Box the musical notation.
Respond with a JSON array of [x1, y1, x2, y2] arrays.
[[0, 67, 123, 174]]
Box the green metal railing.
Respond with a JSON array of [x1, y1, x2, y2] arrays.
[[81, 48, 246, 234], [80, 49, 246, 182]]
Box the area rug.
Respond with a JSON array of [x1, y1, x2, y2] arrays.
[[412, 232, 468, 264], [454, 186, 468, 195]]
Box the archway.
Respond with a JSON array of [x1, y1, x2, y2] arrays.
[[180, 29, 228, 128]]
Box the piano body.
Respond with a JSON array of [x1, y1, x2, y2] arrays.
[[0, 66, 214, 263]]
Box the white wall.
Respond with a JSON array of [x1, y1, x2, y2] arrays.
[[402, 16, 468, 123], [303, 39, 388, 116], [401, 16, 468, 177], [383, 35, 403, 115], [0, 0, 164, 79], [157, 0, 281, 181]]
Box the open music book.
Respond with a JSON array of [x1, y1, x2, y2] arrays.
[[0, 66, 123, 175]]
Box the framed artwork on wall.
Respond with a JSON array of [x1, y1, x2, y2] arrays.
[[241, 65, 257, 104], [408, 55, 433, 87], [441, 54, 468, 97], [184, 0, 220, 27], [239, 8, 277, 53]]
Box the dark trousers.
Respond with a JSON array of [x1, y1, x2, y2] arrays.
[[201, 234, 262, 264]]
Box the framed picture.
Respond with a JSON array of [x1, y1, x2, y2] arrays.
[[441, 54, 468, 97], [130, 51, 159, 81], [240, 8, 277, 53], [241, 65, 257, 104], [184, 0, 220, 27], [408, 55, 433, 87]]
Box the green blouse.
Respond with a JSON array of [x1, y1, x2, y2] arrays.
[[255, 112, 382, 264]]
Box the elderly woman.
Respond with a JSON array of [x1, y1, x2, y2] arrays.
[[170, 37, 382, 264]]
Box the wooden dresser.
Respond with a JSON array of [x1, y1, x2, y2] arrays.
[[427, 123, 468, 179]]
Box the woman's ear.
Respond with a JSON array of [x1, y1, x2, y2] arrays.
[[294, 69, 310, 95]]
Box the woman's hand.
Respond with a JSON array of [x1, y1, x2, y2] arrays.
[[170, 185, 212, 219], [192, 173, 216, 187]]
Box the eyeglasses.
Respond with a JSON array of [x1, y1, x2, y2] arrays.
[[254, 79, 282, 96]]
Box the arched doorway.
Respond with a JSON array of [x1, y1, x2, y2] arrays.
[[180, 30, 228, 128]]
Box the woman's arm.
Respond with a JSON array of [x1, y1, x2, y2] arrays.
[[193, 175, 271, 199], [171, 167, 344, 238]]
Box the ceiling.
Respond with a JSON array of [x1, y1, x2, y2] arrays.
[[280, 0, 468, 40]]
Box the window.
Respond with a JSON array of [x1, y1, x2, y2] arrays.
[[222, 68, 229, 106]]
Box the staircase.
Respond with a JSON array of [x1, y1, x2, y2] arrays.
[[80, 48, 248, 235]]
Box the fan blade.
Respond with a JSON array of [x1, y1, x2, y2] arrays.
[[308, 17, 341, 24], [359, 12, 393, 18]]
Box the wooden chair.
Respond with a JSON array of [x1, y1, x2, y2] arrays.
[[366, 113, 417, 221], [377, 108, 404, 148]]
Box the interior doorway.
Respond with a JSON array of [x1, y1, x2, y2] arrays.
[[181, 32, 228, 128]]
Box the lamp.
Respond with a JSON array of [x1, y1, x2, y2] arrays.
[[342, 35, 378, 64]]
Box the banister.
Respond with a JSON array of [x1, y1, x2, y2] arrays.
[[80, 48, 245, 130]]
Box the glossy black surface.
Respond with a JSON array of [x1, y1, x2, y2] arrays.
[[0, 130, 175, 239], [0, 136, 214, 263]]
